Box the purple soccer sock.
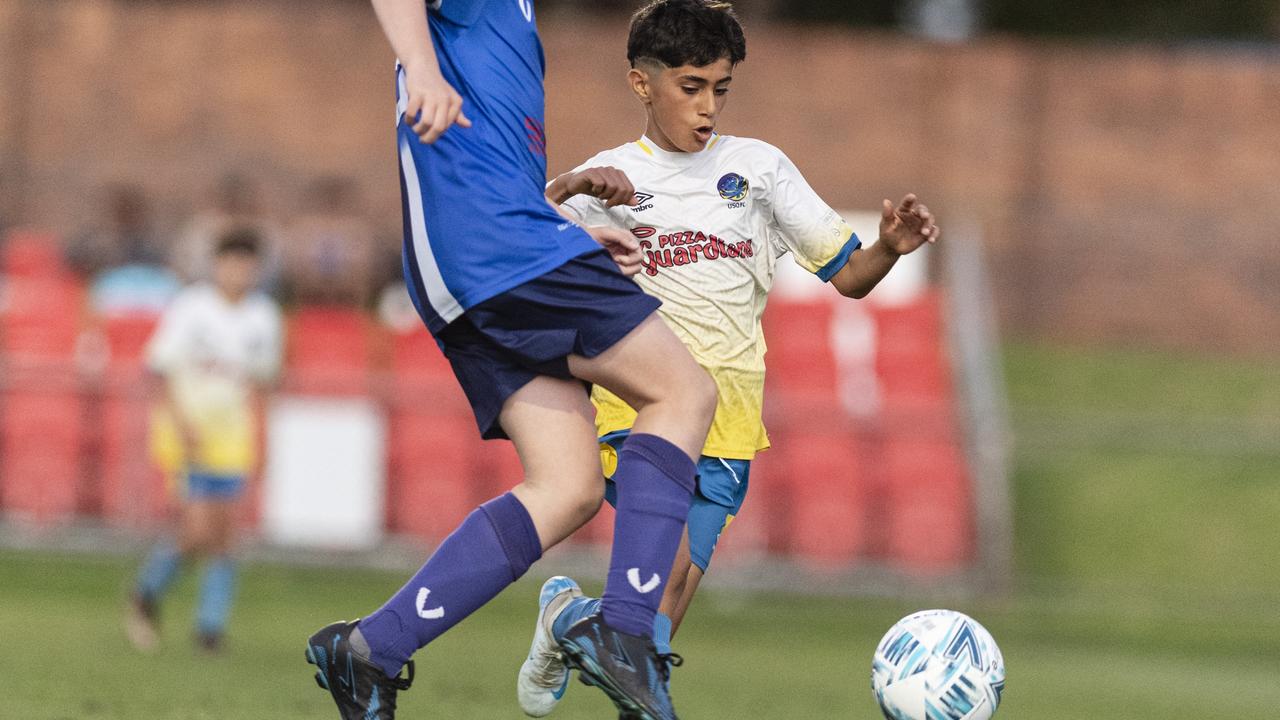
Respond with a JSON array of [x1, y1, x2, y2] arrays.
[[358, 492, 542, 677], [601, 433, 696, 637]]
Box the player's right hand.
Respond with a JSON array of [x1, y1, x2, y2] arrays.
[[586, 225, 643, 277], [401, 63, 473, 144], [567, 167, 638, 208]]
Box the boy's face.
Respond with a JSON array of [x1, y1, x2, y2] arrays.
[[213, 252, 259, 299], [630, 58, 734, 153]]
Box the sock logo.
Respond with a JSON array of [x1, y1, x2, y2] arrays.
[[415, 587, 445, 620], [627, 568, 661, 594]]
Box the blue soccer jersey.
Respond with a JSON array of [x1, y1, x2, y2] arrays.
[[397, 0, 601, 333]]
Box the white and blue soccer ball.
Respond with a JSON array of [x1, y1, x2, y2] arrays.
[[871, 609, 1006, 720]]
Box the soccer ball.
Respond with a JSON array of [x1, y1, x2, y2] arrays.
[[871, 609, 1006, 720]]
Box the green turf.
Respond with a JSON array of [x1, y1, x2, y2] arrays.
[[5, 342, 1279, 718], [1004, 342, 1280, 600], [4, 549, 1280, 719]]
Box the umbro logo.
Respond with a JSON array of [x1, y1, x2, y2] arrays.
[[631, 192, 655, 213], [627, 568, 661, 594]]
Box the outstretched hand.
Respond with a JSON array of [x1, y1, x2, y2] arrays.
[[401, 62, 473, 144], [878, 194, 940, 256], [566, 167, 638, 208], [586, 226, 643, 277]]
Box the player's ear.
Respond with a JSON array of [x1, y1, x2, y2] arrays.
[[627, 67, 653, 104]]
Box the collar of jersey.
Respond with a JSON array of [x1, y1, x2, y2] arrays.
[[635, 134, 721, 167]]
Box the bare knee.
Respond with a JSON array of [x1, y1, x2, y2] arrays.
[[567, 481, 606, 528], [515, 471, 606, 548]]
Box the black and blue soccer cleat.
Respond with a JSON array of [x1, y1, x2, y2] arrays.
[[306, 620, 414, 720], [558, 614, 682, 720]]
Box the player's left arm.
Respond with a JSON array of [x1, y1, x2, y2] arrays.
[[765, 146, 939, 299], [828, 194, 940, 299]]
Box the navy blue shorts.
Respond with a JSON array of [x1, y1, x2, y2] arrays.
[[436, 249, 661, 440]]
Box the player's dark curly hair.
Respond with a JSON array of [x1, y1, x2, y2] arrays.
[[214, 227, 262, 257], [627, 0, 747, 69]]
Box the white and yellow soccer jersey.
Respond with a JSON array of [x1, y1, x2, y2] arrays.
[[560, 134, 861, 460], [146, 284, 283, 477]]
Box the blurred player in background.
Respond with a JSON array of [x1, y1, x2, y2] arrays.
[[305, 1, 717, 718], [126, 228, 282, 654], [516, 1, 939, 714]]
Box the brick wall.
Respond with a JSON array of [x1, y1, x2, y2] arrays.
[[3, 0, 1277, 354]]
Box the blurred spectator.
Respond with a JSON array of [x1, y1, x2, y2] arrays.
[[281, 176, 377, 308], [125, 227, 283, 655], [66, 184, 168, 277], [173, 174, 283, 291]]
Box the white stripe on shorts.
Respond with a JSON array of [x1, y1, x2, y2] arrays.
[[719, 458, 743, 485], [398, 133, 463, 325]]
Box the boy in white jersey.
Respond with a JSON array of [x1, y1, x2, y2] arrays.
[[517, 1, 938, 714], [126, 229, 282, 654]]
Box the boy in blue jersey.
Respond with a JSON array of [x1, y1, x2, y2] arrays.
[[515, 1, 940, 715], [305, 2, 717, 719]]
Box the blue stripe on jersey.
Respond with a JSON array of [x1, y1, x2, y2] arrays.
[[392, 1, 600, 330], [816, 233, 863, 282]]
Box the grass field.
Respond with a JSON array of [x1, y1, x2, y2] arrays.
[[4, 550, 1280, 720], [4, 342, 1279, 719]]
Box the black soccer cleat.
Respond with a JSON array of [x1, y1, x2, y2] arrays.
[[558, 614, 682, 720], [306, 620, 414, 720], [195, 630, 224, 656]]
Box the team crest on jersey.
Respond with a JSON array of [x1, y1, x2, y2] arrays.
[[717, 173, 750, 202]]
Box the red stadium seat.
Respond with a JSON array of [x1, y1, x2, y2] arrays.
[[706, 481, 768, 565], [873, 292, 951, 405], [286, 308, 371, 394], [480, 442, 525, 498], [881, 429, 974, 575], [97, 401, 171, 527], [1, 230, 68, 278], [772, 429, 870, 568], [734, 441, 793, 556], [390, 326, 452, 381], [386, 411, 481, 542], [102, 315, 159, 366], [760, 300, 838, 397], [2, 276, 84, 359], [383, 327, 489, 543], [0, 386, 84, 523], [95, 314, 164, 526], [0, 235, 86, 523]]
